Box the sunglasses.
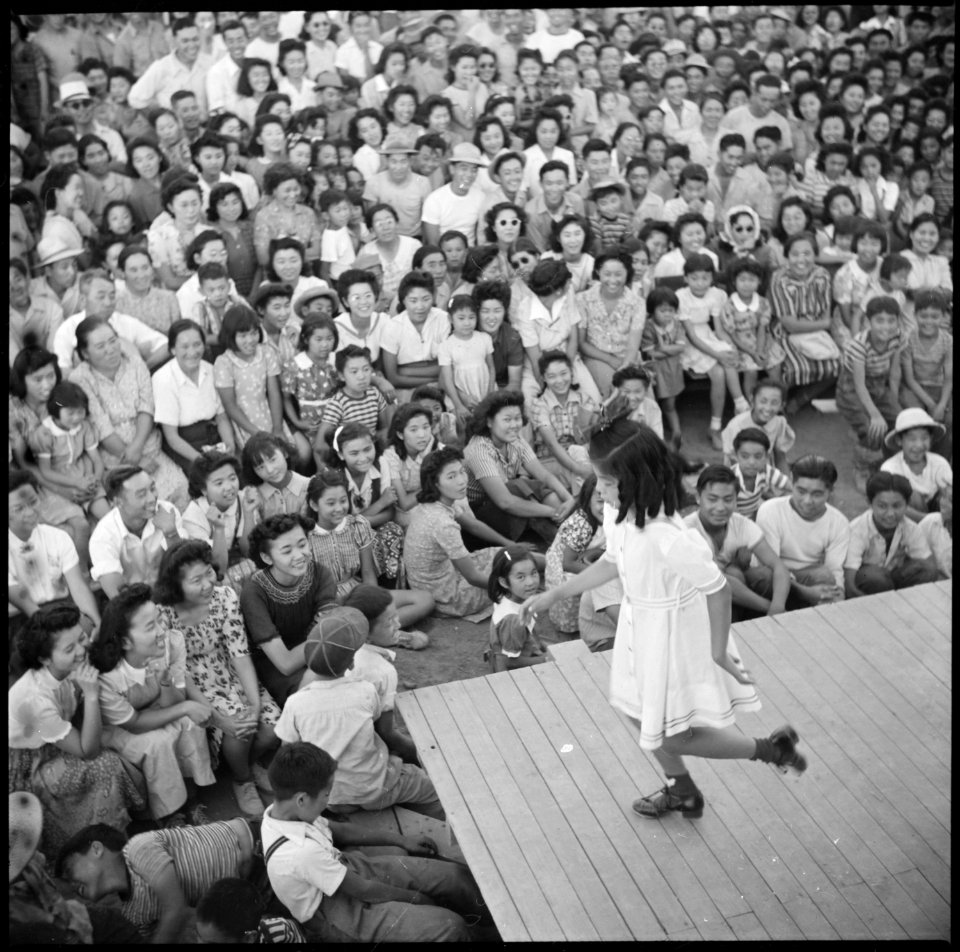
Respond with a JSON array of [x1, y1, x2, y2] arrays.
[[497, 218, 521, 227], [732, 224, 755, 233], [510, 255, 536, 267], [66, 100, 94, 109]]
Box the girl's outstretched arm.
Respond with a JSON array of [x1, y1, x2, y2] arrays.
[[520, 557, 619, 623], [706, 583, 754, 684]]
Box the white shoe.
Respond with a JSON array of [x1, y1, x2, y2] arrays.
[[233, 781, 265, 817], [251, 763, 273, 793]]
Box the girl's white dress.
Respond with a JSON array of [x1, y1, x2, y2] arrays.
[[602, 505, 760, 749], [437, 331, 494, 406]]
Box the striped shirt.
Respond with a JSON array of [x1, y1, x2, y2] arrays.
[[733, 463, 792, 520], [258, 472, 311, 520], [320, 388, 386, 434], [587, 211, 633, 253], [307, 516, 374, 596], [464, 435, 538, 504], [900, 328, 952, 387], [842, 328, 902, 378], [121, 819, 253, 934]]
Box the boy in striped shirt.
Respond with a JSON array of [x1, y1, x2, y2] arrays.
[[316, 346, 391, 452], [731, 427, 792, 520]]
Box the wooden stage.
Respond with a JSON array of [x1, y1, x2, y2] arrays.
[[396, 581, 951, 942]]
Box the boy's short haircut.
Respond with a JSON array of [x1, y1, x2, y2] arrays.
[[880, 252, 911, 280], [683, 252, 715, 275], [611, 364, 652, 389], [865, 471, 913, 503], [673, 212, 708, 244], [753, 125, 783, 144], [678, 162, 708, 186], [591, 182, 624, 202], [9, 468, 40, 495], [341, 583, 393, 622], [727, 256, 765, 282], [864, 295, 900, 319], [414, 132, 447, 154], [645, 286, 680, 316], [733, 426, 772, 452], [906, 160, 934, 179], [197, 262, 229, 285], [196, 879, 262, 938], [791, 454, 838, 488], [539, 159, 570, 182], [334, 344, 372, 374], [913, 288, 947, 312], [318, 188, 349, 213], [664, 143, 691, 163], [719, 133, 747, 153], [696, 463, 738, 493], [753, 379, 786, 403], [411, 383, 446, 404], [268, 742, 338, 801], [438, 230, 468, 249]]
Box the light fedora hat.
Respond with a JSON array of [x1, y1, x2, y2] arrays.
[[447, 142, 488, 166], [35, 235, 84, 269]]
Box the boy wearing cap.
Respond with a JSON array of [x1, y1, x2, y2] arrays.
[[588, 181, 632, 255], [275, 608, 444, 818], [314, 73, 356, 141], [260, 742, 490, 942]]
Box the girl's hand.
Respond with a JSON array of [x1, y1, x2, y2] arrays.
[[73, 208, 96, 238], [152, 504, 178, 537], [241, 487, 262, 513], [867, 412, 888, 443], [931, 404, 947, 423], [381, 485, 398, 506], [378, 378, 398, 404], [717, 351, 740, 369], [582, 546, 605, 565], [206, 507, 228, 531], [553, 497, 578, 523], [68, 485, 91, 504], [71, 662, 101, 697], [402, 834, 439, 857], [183, 699, 215, 727], [714, 652, 755, 685], [212, 708, 258, 738], [519, 590, 557, 625]]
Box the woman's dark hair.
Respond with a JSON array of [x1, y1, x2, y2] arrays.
[[589, 419, 683, 528], [40, 164, 82, 213], [486, 545, 539, 603], [196, 878, 263, 939], [814, 107, 854, 146], [187, 449, 241, 500], [772, 196, 815, 243], [472, 278, 511, 312], [461, 244, 501, 284], [593, 248, 634, 284], [89, 582, 154, 673], [262, 161, 303, 197], [14, 603, 83, 671], [185, 230, 226, 271], [791, 79, 825, 120], [375, 42, 409, 77], [466, 389, 527, 442], [249, 114, 286, 157], [247, 512, 312, 568], [612, 121, 643, 151], [387, 403, 434, 461], [525, 106, 566, 150], [383, 84, 419, 122], [484, 202, 527, 244], [341, 583, 393, 623], [218, 304, 263, 353], [472, 115, 507, 152], [76, 133, 110, 170], [10, 347, 61, 400], [347, 108, 388, 151], [47, 381, 88, 418], [241, 432, 295, 487], [277, 38, 307, 75], [549, 214, 593, 255], [365, 202, 400, 231], [267, 236, 307, 281], [417, 446, 465, 504], [790, 454, 838, 488], [820, 185, 858, 225], [207, 181, 249, 222], [166, 318, 207, 354], [337, 268, 380, 303], [236, 57, 277, 98], [782, 230, 818, 257], [814, 140, 853, 174], [305, 466, 349, 513], [575, 473, 601, 532], [908, 212, 940, 238], [161, 176, 202, 214], [445, 43, 481, 84], [415, 94, 454, 128], [528, 259, 572, 298], [299, 313, 338, 350], [153, 539, 218, 605], [74, 317, 113, 363]]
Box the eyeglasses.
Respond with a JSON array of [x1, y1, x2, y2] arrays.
[[348, 292, 375, 302], [510, 255, 535, 267], [66, 100, 94, 109], [732, 224, 755, 233], [497, 218, 520, 227]]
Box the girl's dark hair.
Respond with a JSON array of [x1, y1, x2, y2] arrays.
[[207, 181, 249, 221], [528, 259, 572, 298], [167, 319, 205, 353], [347, 108, 388, 151], [248, 513, 313, 568], [187, 450, 241, 500], [549, 213, 594, 255], [100, 199, 142, 236], [267, 236, 306, 280], [236, 57, 277, 98], [10, 347, 61, 400], [852, 219, 889, 254], [772, 196, 815, 243], [196, 879, 263, 939], [337, 268, 380, 303], [814, 140, 853, 173], [461, 244, 501, 284], [448, 293, 476, 318], [241, 432, 295, 487], [262, 161, 303, 197], [576, 473, 601, 532], [299, 314, 338, 351], [397, 269, 435, 304], [589, 419, 683, 528], [306, 466, 349, 510], [472, 115, 507, 152], [536, 350, 576, 396], [250, 114, 286, 157], [782, 230, 818, 256], [89, 583, 154, 673], [484, 201, 527, 244], [814, 106, 854, 147], [820, 185, 858, 225], [417, 446, 464, 503], [383, 83, 419, 121], [277, 38, 308, 75], [153, 540, 218, 605], [416, 94, 454, 128], [466, 390, 527, 442], [645, 286, 680, 317], [908, 212, 940, 237], [472, 278, 511, 312], [727, 256, 765, 282], [47, 381, 88, 418], [14, 603, 82, 671], [486, 545, 539, 603], [790, 454, 838, 488], [611, 364, 652, 390], [329, 421, 376, 464], [334, 344, 372, 377], [593, 248, 635, 284], [40, 164, 82, 213], [218, 304, 263, 352], [388, 403, 434, 461], [341, 583, 393, 623]]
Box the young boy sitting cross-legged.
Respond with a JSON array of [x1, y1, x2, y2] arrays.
[[260, 741, 493, 943]]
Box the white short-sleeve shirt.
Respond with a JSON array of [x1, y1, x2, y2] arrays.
[[151, 359, 223, 427], [8, 524, 79, 615]]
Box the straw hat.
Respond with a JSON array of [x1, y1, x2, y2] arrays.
[[295, 286, 340, 318], [378, 136, 417, 156], [684, 54, 710, 73], [447, 143, 487, 167], [35, 236, 83, 269], [250, 282, 294, 310], [488, 150, 526, 184], [9, 792, 43, 883], [884, 408, 946, 449], [313, 71, 345, 90]]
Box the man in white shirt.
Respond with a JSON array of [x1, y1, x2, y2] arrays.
[[335, 12, 384, 82], [523, 8, 585, 64], [53, 270, 168, 374], [128, 17, 214, 119], [89, 466, 186, 599], [718, 73, 793, 153], [659, 69, 701, 143], [363, 139, 433, 238], [205, 19, 248, 117], [57, 77, 128, 164], [754, 456, 850, 610], [421, 144, 488, 247], [244, 11, 283, 67]]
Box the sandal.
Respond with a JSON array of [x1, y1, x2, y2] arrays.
[[632, 785, 704, 820]]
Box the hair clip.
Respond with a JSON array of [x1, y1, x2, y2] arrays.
[[503, 549, 512, 562], [333, 425, 345, 454]]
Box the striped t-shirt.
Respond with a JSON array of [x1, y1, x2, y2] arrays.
[[733, 462, 792, 520], [320, 387, 387, 434]]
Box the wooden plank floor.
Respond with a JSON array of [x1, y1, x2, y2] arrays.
[[397, 581, 951, 942]]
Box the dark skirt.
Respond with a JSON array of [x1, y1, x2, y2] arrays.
[[163, 418, 223, 473]]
